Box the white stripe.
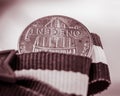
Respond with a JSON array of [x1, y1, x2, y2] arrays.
[[15, 69, 89, 96], [91, 45, 107, 64]]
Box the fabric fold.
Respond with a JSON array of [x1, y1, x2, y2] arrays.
[[88, 33, 111, 95]]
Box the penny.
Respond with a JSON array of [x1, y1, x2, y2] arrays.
[[18, 15, 93, 57]]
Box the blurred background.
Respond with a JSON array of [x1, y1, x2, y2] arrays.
[[0, 0, 120, 96]]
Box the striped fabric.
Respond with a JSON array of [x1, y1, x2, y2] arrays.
[[88, 33, 111, 95], [0, 33, 111, 96], [13, 52, 91, 96]]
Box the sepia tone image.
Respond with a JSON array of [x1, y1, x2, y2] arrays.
[[0, 0, 119, 96]]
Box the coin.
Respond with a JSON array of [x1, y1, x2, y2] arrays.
[[18, 15, 93, 57]]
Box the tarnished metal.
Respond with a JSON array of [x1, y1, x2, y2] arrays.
[[18, 15, 93, 57]]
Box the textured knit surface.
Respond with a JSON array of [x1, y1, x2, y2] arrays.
[[88, 33, 111, 95], [0, 82, 38, 96], [0, 33, 111, 96], [12, 53, 91, 96], [13, 52, 91, 74], [15, 69, 89, 95]]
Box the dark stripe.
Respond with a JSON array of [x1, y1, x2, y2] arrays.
[[11, 52, 92, 75], [17, 78, 66, 96], [88, 62, 111, 95], [0, 78, 83, 96], [0, 82, 38, 96], [0, 77, 66, 96], [91, 33, 103, 48]]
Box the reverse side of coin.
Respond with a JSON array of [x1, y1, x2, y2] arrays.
[[18, 15, 93, 57]]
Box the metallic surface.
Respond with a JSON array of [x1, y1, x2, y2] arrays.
[[18, 15, 93, 57]]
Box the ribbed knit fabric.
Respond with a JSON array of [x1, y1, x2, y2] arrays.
[[13, 52, 91, 74], [88, 33, 111, 95], [17, 78, 66, 96], [0, 78, 66, 96], [0, 33, 111, 96], [0, 82, 38, 96], [12, 53, 91, 96], [15, 69, 89, 95]]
